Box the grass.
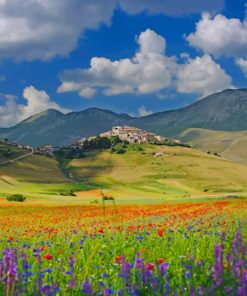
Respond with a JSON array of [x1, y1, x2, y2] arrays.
[[180, 128, 247, 164], [0, 154, 67, 183], [67, 144, 247, 201], [0, 143, 28, 163], [0, 144, 95, 202], [0, 143, 247, 204]]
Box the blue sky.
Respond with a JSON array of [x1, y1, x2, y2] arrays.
[[0, 0, 247, 127]]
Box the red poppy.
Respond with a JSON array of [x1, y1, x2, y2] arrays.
[[145, 263, 155, 271], [157, 258, 166, 264], [44, 253, 53, 260], [157, 228, 165, 237], [115, 256, 124, 264]]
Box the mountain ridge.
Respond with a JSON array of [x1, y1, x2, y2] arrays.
[[1, 88, 247, 147]]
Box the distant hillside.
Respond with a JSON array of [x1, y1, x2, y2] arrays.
[[180, 128, 247, 164], [67, 144, 247, 198], [1, 89, 247, 147], [0, 142, 67, 183], [0, 142, 28, 163]]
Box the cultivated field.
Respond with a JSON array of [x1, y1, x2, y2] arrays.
[[0, 143, 247, 295], [0, 200, 246, 295]]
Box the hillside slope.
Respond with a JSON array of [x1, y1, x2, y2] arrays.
[[67, 144, 247, 200], [0, 141, 67, 183], [0, 142, 29, 163], [180, 128, 247, 164], [1, 89, 247, 147]]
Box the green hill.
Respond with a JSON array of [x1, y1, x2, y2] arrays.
[[0, 140, 66, 183], [0, 142, 247, 202], [0, 142, 28, 163], [0, 142, 87, 201], [180, 128, 247, 164], [66, 144, 247, 200]]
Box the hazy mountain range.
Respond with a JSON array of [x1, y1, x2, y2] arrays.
[[0, 89, 247, 147]]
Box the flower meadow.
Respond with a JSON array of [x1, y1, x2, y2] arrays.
[[0, 200, 246, 295]]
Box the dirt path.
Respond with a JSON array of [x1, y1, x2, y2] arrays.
[[0, 148, 34, 165]]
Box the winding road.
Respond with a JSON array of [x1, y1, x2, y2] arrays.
[[0, 147, 34, 165]]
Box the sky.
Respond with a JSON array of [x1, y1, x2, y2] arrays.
[[0, 0, 247, 127]]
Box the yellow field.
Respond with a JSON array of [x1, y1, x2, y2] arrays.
[[180, 128, 247, 164]]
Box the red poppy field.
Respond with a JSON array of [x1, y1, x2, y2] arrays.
[[0, 200, 246, 295]]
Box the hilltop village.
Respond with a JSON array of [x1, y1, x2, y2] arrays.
[[1, 126, 183, 155], [100, 126, 166, 144]]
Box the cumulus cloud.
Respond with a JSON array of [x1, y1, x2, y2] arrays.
[[0, 0, 116, 61], [138, 105, 153, 117], [235, 58, 247, 77], [0, 0, 224, 61], [177, 55, 233, 97], [187, 13, 247, 58], [59, 28, 234, 98], [0, 86, 69, 127], [58, 29, 177, 97]]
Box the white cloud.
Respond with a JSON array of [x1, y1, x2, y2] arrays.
[[0, 0, 116, 61], [59, 29, 234, 99], [177, 55, 233, 97], [138, 105, 153, 117], [0, 0, 224, 61], [138, 28, 166, 54], [235, 58, 247, 77], [187, 13, 247, 58], [119, 0, 224, 16], [58, 29, 177, 97], [79, 87, 97, 98], [0, 86, 69, 127]]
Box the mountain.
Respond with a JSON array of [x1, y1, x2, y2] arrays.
[[134, 89, 247, 136], [0, 108, 132, 147], [0, 89, 247, 147]]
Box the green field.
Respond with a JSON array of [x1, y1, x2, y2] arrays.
[[67, 144, 247, 201], [1, 142, 247, 203], [0, 143, 93, 202], [180, 128, 247, 164]]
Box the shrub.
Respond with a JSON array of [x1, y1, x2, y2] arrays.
[[60, 190, 76, 196], [109, 136, 122, 146], [112, 143, 126, 154], [102, 196, 115, 201], [90, 199, 99, 204], [7, 194, 26, 202]]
